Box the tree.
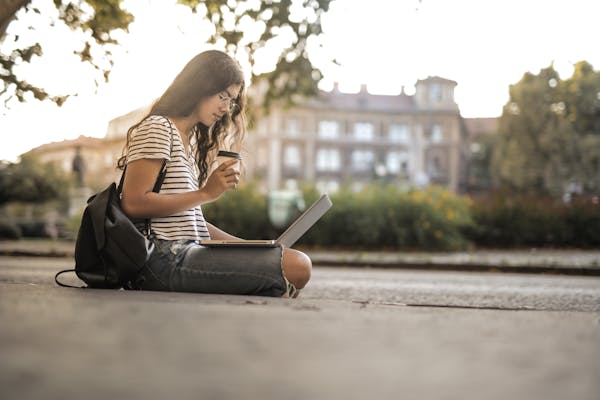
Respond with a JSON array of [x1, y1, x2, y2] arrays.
[[491, 62, 600, 197], [1, 0, 134, 105], [0, 155, 71, 204], [1, 0, 332, 108]]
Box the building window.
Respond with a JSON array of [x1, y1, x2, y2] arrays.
[[351, 149, 375, 171], [318, 120, 339, 139], [386, 151, 409, 174], [430, 83, 442, 102], [389, 124, 410, 143], [354, 122, 374, 141], [284, 145, 301, 168], [431, 125, 442, 143], [286, 118, 299, 136], [316, 149, 341, 171], [427, 155, 443, 178]]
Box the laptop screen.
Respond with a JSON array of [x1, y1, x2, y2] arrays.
[[277, 193, 333, 247]]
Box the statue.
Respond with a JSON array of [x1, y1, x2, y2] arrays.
[[72, 146, 85, 187]]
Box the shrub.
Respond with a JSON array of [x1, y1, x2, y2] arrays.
[[465, 192, 600, 248], [62, 209, 84, 240], [299, 184, 473, 250], [0, 220, 22, 239], [202, 182, 276, 240], [17, 220, 49, 238]]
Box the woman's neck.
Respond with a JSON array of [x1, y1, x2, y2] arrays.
[[170, 115, 195, 135], [169, 115, 196, 154]]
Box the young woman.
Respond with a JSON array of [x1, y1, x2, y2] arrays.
[[118, 50, 311, 297]]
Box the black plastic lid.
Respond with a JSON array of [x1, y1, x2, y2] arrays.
[[217, 150, 242, 159]]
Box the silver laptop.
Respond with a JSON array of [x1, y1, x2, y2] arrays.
[[200, 193, 333, 248]]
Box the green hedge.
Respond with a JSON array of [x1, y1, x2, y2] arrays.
[[202, 182, 278, 240], [299, 185, 473, 250], [10, 183, 595, 250], [466, 192, 600, 248], [204, 183, 474, 251], [204, 184, 600, 250]]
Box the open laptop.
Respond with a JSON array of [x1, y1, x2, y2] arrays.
[[200, 193, 332, 248]]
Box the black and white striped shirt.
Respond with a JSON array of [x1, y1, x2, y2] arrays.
[[126, 115, 210, 242]]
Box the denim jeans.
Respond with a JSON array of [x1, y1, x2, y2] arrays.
[[137, 239, 287, 297]]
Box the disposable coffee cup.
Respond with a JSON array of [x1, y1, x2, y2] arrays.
[[216, 150, 242, 171]]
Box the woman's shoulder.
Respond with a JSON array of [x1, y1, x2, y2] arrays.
[[139, 115, 173, 130], [129, 115, 175, 146]]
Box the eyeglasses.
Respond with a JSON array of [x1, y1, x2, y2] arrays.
[[217, 91, 238, 113]]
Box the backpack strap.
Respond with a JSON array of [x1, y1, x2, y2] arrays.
[[54, 269, 85, 288], [117, 116, 176, 238]]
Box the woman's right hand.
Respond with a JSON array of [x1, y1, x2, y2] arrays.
[[201, 158, 240, 201]]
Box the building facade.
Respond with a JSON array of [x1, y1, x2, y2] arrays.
[[26, 76, 491, 195], [247, 76, 464, 193]]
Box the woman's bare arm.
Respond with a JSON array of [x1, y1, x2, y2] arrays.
[[120, 158, 240, 219]]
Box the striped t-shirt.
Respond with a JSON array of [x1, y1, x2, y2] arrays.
[[126, 115, 210, 242]]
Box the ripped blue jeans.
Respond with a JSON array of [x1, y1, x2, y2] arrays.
[[136, 239, 288, 297]]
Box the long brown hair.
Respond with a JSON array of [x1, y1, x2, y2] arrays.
[[117, 50, 246, 185]]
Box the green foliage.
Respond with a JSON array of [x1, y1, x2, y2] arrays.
[[202, 181, 277, 240], [0, 156, 72, 204], [492, 61, 600, 197], [179, 0, 333, 111], [63, 208, 84, 241], [299, 185, 473, 250], [0, 219, 21, 239], [1, 0, 133, 106], [2, 0, 332, 109], [466, 192, 600, 248], [204, 183, 474, 250]]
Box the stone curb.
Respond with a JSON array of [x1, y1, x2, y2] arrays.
[[1, 242, 599, 276]]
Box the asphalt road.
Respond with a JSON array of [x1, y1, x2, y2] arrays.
[[1, 256, 599, 400]]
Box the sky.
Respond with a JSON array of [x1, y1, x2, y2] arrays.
[[1, 0, 599, 162]]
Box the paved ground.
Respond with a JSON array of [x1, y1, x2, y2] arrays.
[[1, 255, 599, 400]]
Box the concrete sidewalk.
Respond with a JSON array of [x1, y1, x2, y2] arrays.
[[1, 239, 599, 275], [1, 256, 599, 400]]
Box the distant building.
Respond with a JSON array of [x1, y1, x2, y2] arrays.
[[25, 77, 497, 194], [247, 76, 465, 193], [461, 117, 499, 193], [25, 135, 124, 190]]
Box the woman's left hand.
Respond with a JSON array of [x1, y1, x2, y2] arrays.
[[202, 159, 240, 201]]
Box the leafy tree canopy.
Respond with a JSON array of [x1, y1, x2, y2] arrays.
[[0, 0, 332, 109], [492, 61, 600, 197], [0, 155, 72, 204]]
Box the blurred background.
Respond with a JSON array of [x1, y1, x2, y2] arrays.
[[1, 0, 599, 249]]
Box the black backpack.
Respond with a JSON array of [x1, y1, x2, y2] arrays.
[[54, 162, 167, 289], [55, 119, 173, 289]]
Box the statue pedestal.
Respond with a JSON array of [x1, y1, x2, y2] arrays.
[[69, 187, 93, 216]]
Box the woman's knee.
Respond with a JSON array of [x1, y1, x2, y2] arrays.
[[282, 248, 312, 289]]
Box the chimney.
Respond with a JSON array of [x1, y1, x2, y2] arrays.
[[332, 82, 340, 93], [360, 84, 368, 93]]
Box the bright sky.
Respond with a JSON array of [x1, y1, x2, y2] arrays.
[[1, 0, 599, 162]]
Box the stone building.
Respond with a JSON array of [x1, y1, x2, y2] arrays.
[[247, 76, 465, 193], [25, 135, 125, 191], [25, 76, 495, 194]]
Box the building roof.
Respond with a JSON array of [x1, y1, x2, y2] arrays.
[[26, 135, 121, 155], [416, 75, 458, 86], [463, 117, 499, 137], [303, 86, 417, 113]]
